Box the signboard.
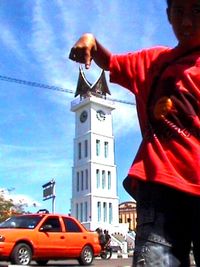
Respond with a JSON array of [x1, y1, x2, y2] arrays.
[[42, 179, 55, 201]]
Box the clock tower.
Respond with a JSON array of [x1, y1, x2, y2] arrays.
[[70, 67, 119, 231]]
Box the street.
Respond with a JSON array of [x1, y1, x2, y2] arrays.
[[0, 257, 132, 267], [0, 257, 197, 267]]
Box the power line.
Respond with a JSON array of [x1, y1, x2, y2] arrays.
[[0, 75, 73, 94], [0, 75, 135, 106]]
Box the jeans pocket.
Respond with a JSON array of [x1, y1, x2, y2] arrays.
[[136, 201, 156, 244]]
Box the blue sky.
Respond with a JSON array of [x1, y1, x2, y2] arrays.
[[0, 0, 177, 214]]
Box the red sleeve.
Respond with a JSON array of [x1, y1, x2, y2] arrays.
[[109, 47, 171, 97]]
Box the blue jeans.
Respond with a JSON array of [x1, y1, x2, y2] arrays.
[[132, 182, 200, 267]]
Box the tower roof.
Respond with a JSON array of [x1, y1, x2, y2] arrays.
[[74, 66, 111, 98]]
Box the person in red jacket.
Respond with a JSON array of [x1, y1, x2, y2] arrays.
[[69, 0, 200, 266]]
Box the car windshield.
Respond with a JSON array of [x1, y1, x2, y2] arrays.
[[0, 215, 43, 229]]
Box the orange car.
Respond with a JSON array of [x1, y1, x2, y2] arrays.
[[0, 211, 101, 265]]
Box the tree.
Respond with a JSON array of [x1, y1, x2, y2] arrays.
[[0, 190, 27, 222]]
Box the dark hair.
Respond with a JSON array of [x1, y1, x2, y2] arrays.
[[166, 0, 172, 8]]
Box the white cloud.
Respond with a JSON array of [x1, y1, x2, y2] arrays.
[[30, 0, 66, 86], [113, 103, 139, 137], [0, 144, 72, 184], [0, 22, 27, 62], [0, 188, 41, 208]]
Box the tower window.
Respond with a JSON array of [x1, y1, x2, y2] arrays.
[[80, 203, 83, 222], [96, 139, 100, 156], [84, 140, 88, 157], [78, 142, 82, 159], [84, 202, 88, 221], [109, 203, 113, 224], [103, 202, 107, 222], [77, 172, 79, 192], [85, 169, 88, 190], [102, 170, 106, 189], [76, 203, 79, 220], [108, 171, 111, 190], [97, 201, 101, 222], [96, 169, 100, 188], [81, 171, 84, 191], [104, 141, 109, 158]]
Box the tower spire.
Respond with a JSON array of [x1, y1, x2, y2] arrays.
[[74, 66, 111, 99]]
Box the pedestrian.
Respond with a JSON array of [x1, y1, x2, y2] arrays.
[[104, 230, 111, 248], [96, 228, 106, 250], [69, 0, 200, 266]]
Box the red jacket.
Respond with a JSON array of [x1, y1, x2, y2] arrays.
[[110, 46, 200, 196]]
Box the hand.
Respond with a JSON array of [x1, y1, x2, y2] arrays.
[[69, 33, 97, 69]]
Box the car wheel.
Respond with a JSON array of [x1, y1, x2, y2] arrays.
[[36, 260, 48, 265], [78, 245, 94, 266], [11, 243, 32, 265]]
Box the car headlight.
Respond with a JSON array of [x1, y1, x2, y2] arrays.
[[0, 235, 5, 242]]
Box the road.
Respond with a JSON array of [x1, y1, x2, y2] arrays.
[[0, 257, 133, 267], [0, 257, 196, 267]]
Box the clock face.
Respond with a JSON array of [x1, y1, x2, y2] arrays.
[[96, 110, 106, 121], [80, 110, 88, 123]]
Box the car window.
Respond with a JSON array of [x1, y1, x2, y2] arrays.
[[0, 215, 43, 229], [41, 217, 62, 232], [62, 217, 82, 232]]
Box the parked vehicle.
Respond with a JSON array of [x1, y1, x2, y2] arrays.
[[0, 211, 101, 265]]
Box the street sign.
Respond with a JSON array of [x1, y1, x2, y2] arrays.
[[42, 179, 55, 200], [42, 179, 56, 213]]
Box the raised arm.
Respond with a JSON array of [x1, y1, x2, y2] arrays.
[[69, 33, 111, 70]]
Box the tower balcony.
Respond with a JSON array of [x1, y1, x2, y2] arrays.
[[71, 95, 115, 112]]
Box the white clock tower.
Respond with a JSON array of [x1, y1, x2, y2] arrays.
[[70, 68, 119, 231]]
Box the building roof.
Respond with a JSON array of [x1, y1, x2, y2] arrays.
[[119, 201, 136, 209], [74, 66, 111, 98]]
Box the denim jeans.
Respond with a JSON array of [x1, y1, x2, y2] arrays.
[[132, 181, 200, 267]]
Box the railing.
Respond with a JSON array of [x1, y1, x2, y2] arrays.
[[110, 235, 123, 252], [71, 95, 115, 109], [126, 232, 136, 251]]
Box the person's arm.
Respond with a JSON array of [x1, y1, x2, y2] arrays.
[[69, 33, 111, 70]]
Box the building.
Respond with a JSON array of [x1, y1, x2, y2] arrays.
[[119, 201, 137, 231], [70, 67, 119, 231]]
